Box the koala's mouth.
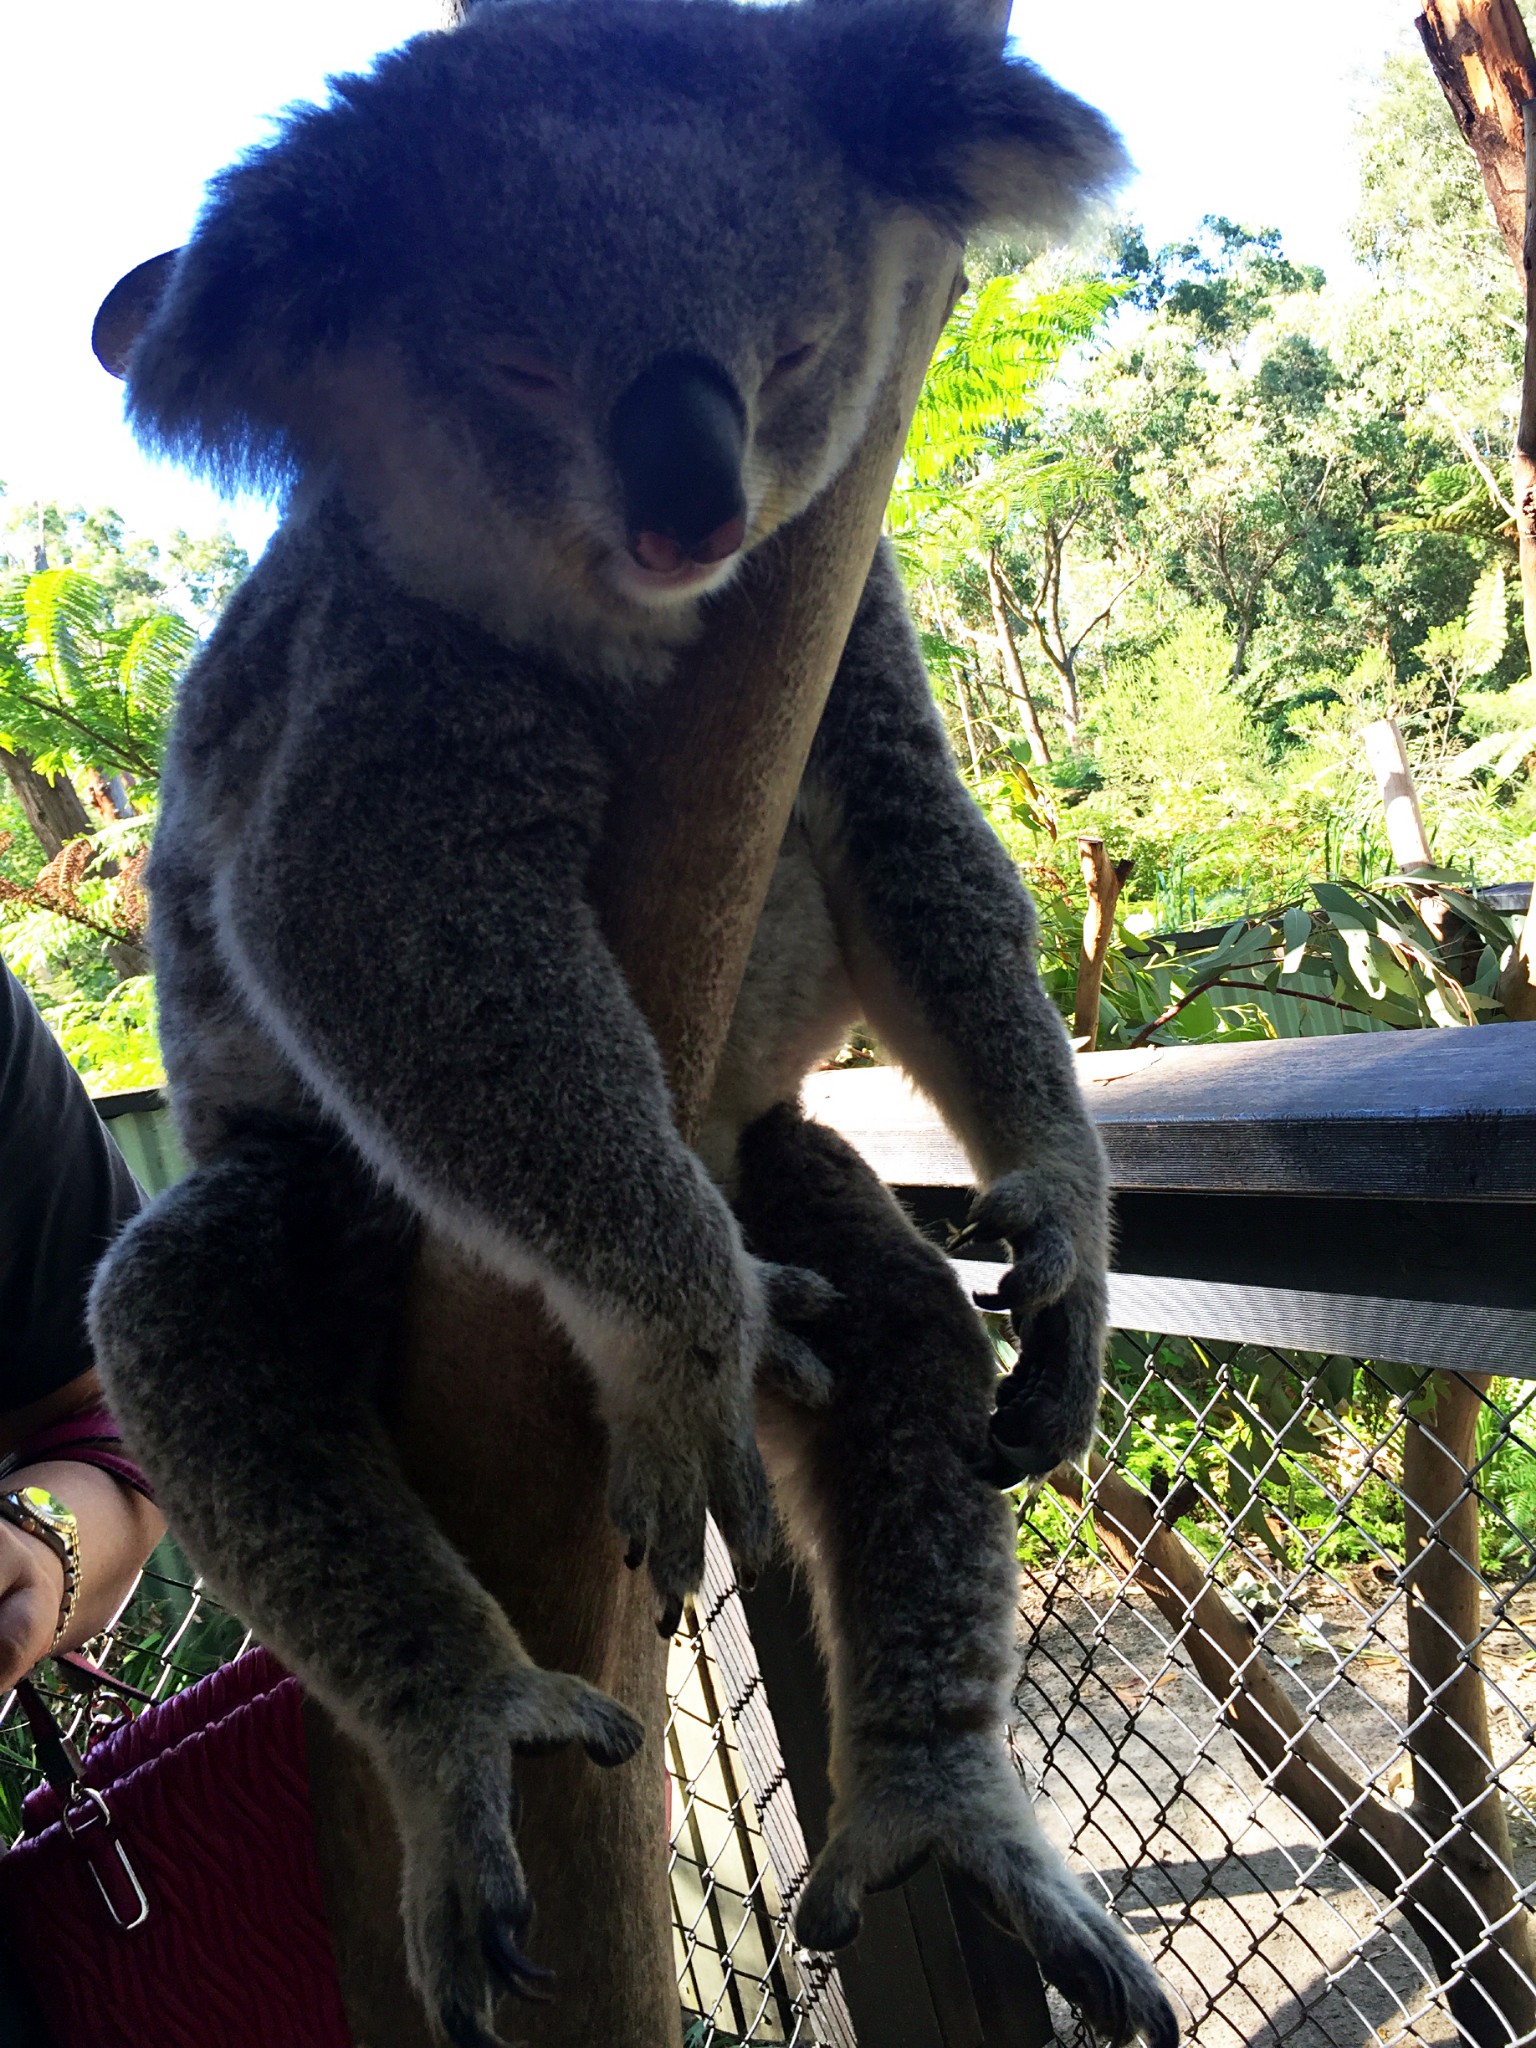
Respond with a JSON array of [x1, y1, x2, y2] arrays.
[[605, 521, 749, 606]]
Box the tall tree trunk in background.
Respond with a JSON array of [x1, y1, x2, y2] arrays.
[[1419, 0, 1536, 674], [1418, 0, 1536, 1015], [986, 550, 1051, 765], [0, 745, 93, 860]]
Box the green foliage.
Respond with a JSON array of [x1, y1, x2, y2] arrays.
[[1018, 1337, 1534, 1587], [0, 566, 190, 788], [891, 33, 1536, 1026], [0, 506, 235, 1080], [901, 275, 1124, 489], [41, 973, 161, 1090]]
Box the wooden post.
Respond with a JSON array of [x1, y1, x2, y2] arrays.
[[1073, 835, 1131, 1050], [1401, 1373, 1536, 2048], [302, 215, 972, 2048]]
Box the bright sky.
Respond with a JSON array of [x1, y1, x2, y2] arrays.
[[0, 0, 1418, 563]]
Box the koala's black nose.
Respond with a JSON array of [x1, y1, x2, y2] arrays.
[[609, 354, 747, 571]]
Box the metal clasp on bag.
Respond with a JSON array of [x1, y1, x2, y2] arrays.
[[62, 1784, 149, 1932]]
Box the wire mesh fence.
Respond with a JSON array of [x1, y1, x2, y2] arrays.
[[1015, 1333, 1536, 2048], [2, 1332, 1532, 2047]]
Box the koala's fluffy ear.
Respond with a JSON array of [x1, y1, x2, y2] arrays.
[[111, 89, 412, 494], [801, 0, 1128, 240], [92, 253, 182, 380]]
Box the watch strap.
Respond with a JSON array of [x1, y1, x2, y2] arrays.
[[0, 1488, 81, 1650]]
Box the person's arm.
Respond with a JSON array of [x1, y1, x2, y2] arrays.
[[0, 960, 166, 1688], [0, 1369, 166, 1690]]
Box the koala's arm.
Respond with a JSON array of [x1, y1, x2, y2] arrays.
[[809, 543, 1108, 1464], [199, 561, 781, 1594]]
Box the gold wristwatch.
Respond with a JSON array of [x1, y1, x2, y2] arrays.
[[0, 1487, 81, 1650]]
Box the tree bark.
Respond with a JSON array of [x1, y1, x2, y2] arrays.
[[1053, 1456, 1536, 2046], [1402, 1373, 1536, 2047], [0, 745, 92, 860], [1360, 717, 1462, 952], [1418, 0, 1536, 275], [1073, 835, 1131, 1050], [1418, 5, 1536, 975], [305, 229, 969, 2047], [986, 550, 1050, 765], [1499, 882, 1536, 1016]]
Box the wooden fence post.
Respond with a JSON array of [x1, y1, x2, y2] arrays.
[[1401, 1373, 1536, 2048]]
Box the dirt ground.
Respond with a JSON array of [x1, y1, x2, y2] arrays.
[[1010, 1570, 1536, 2048]]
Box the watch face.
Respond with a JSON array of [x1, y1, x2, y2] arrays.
[[17, 1487, 66, 1525]]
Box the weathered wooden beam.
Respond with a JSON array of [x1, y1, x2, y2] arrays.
[[804, 1023, 1536, 1200]]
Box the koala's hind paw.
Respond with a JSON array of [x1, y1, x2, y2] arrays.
[[399, 1668, 643, 2044], [972, 1839, 1179, 2048], [796, 1766, 1177, 2048], [608, 1408, 774, 1632]]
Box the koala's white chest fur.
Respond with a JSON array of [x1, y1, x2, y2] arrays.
[[703, 799, 859, 1186]]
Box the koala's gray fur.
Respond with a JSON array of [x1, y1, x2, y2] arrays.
[[88, 4, 1175, 2044]]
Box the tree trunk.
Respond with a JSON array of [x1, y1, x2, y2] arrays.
[[0, 745, 92, 860], [986, 551, 1050, 765], [305, 228, 971, 2048], [1418, 7, 1536, 972], [1508, 101, 1536, 1014], [1361, 717, 1462, 952], [1417, 0, 1536, 275], [1403, 1373, 1536, 2046], [1073, 835, 1131, 1050]]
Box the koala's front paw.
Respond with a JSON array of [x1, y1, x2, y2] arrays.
[[969, 1165, 1108, 1483], [980, 1279, 1106, 1482], [397, 1667, 643, 2048], [754, 1261, 838, 1409]]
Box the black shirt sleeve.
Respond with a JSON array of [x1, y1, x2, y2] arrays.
[[0, 960, 144, 1408]]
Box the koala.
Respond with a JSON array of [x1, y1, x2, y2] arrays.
[[87, 3, 1176, 2045]]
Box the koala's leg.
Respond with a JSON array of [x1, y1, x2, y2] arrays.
[[90, 1123, 644, 2048], [734, 1106, 1177, 2048], [809, 540, 1111, 1481]]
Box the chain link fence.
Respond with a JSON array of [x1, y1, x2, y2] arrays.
[[1015, 1333, 1536, 2048], [3, 1331, 1533, 2047]]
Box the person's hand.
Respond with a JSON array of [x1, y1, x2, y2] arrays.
[[0, 1512, 66, 1692], [0, 1460, 164, 1693]]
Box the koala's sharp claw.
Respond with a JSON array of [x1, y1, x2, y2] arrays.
[[624, 1535, 646, 1571], [442, 2009, 506, 2048], [658, 1596, 683, 1639], [483, 1919, 555, 2004]]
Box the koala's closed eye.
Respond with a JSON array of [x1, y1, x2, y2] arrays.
[[483, 348, 570, 405]]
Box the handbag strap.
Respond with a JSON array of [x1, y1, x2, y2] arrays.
[[13, 1677, 87, 1804], [12, 1673, 152, 1929]]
